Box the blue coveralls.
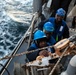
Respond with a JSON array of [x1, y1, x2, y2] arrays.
[[48, 17, 69, 42], [26, 42, 55, 62], [48, 36, 56, 45]]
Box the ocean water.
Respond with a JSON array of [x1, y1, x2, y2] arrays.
[[0, 0, 33, 65]]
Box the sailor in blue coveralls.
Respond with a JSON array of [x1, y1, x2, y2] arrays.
[[43, 22, 56, 53], [43, 22, 56, 45], [38, 8, 69, 42], [26, 30, 55, 62]]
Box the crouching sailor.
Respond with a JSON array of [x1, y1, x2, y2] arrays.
[[26, 30, 55, 62]]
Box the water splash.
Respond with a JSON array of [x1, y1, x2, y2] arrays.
[[0, 0, 33, 66]]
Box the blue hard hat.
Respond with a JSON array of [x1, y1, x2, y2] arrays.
[[43, 22, 54, 32], [34, 30, 46, 40], [56, 8, 66, 16]]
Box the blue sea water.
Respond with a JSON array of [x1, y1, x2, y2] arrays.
[[0, 0, 33, 65]]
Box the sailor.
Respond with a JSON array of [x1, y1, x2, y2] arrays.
[[38, 8, 69, 42], [43, 22, 56, 45], [26, 30, 53, 62]]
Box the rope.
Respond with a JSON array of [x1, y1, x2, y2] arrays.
[[0, 64, 10, 75], [0, 45, 53, 61], [27, 12, 39, 49], [49, 46, 69, 75]]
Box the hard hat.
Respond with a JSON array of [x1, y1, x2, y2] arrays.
[[56, 8, 66, 16], [34, 30, 46, 40], [43, 22, 54, 32]]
